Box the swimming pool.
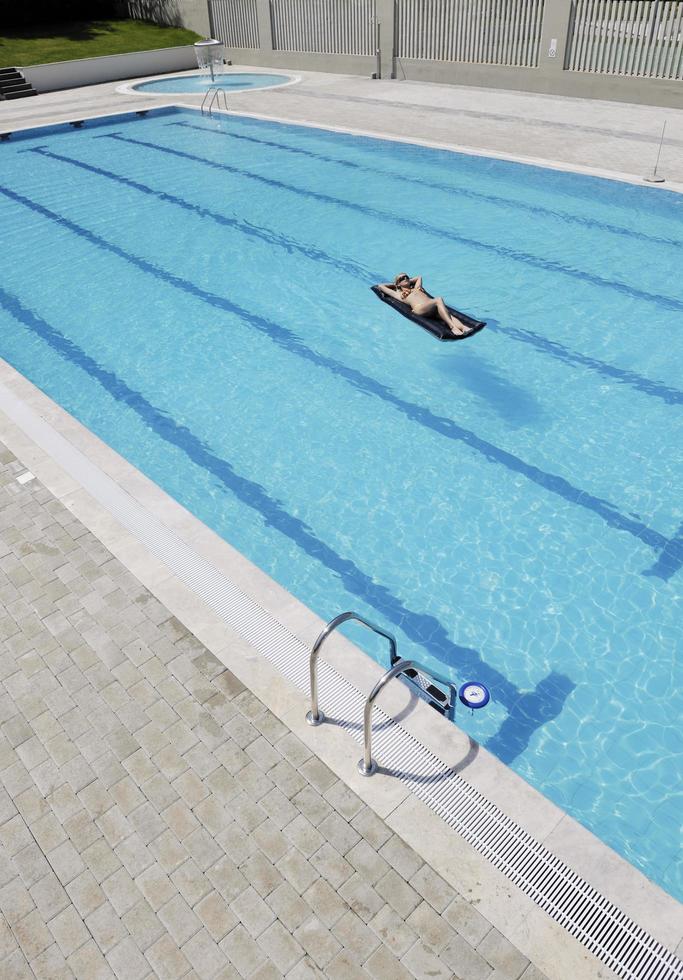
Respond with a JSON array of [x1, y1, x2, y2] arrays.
[[131, 72, 293, 94], [1, 106, 681, 901]]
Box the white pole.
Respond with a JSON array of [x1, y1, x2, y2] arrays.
[[644, 120, 667, 183]]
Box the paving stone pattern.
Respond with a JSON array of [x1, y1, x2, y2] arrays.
[[0, 444, 547, 979]]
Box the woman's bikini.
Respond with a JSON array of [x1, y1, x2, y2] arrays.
[[401, 285, 434, 315]]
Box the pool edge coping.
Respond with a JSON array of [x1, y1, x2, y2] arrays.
[[0, 102, 174, 140], [3, 88, 682, 196], [0, 355, 680, 979], [168, 96, 683, 196]]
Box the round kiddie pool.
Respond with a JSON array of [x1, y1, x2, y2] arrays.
[[132, 72, 294, 95]]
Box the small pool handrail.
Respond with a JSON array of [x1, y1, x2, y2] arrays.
[[306, 611, 397, 726], [200, 87, 229, 115]]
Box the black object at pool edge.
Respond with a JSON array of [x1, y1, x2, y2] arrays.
[[371, 284, 486, 341]]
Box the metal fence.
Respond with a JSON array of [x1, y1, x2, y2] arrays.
[[396, 0, 546, 66], [209, 0, 260, 49], [200, 0, 681, 103], [566, 0, 683, 78], [270, 0, 376, 54]]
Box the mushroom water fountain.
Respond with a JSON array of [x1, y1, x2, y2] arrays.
[[194, 38, 224, 82]]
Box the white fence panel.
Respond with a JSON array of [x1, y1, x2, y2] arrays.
[[396, 0, 545, 66], [567, 0, 683, 78], [270, 0, 376, 54], [210, 0, 261, 49]]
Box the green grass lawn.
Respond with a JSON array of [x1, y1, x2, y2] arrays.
[[0, 19, 202, 67]]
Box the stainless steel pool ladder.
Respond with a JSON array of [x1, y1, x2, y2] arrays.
[[201, 87, 229, 116], [306, 611, 460, 776]]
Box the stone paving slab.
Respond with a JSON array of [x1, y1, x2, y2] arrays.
[[0, 443, 547, 978]]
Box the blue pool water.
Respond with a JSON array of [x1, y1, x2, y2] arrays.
[[1, 107, 681, 899], [133, 72, 292, 94]]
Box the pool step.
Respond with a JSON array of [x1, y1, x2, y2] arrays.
[[0, 68, 37, 100]]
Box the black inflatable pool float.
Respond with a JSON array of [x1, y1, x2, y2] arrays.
[[371, 285, 486, 341]]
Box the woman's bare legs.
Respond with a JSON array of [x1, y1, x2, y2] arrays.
[[434, 297, 470, 336], [412, 298, 471, 336]]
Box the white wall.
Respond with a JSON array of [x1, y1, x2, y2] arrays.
[[176, 0, 211, 35], [21, 45, 197, 94]]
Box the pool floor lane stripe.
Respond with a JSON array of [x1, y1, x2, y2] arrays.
[[26, 145, 374, 282], [487, 320, 683, 406], [106, 131, 683, 315], [26, 136, 683, 408], [0, 376, 680, 980], [1, 183, 680, 582], [170, 118, 683, 252], [0, 285, 572, 755]]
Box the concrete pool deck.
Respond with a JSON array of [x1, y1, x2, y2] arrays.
[[0, 437, 549, 980], [0, 69, 682, 979], [0, 379, 616, 980]]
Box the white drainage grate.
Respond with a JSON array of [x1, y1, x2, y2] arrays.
[[2, 385, 681, 980]]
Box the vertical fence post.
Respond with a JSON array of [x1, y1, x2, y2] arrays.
[[538, 0, 573, 80], [375, 0, 397, 78], [187, 0, 210, 37], [255, 0, 275, 53]]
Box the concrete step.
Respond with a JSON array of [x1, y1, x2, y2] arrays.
[[3, 89, 37, 100], [0, 68, 37, 99]]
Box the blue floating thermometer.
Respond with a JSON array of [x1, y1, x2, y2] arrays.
[[459, 681, 490, 710]]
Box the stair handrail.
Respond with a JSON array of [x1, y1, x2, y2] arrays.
[[306, 611, 397, 726]]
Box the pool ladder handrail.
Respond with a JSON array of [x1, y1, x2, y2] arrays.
[[201, 87, 229, 115], [306, 611, 461, 776], [358, 657, 417, 776], [306, 611, 397, 727]]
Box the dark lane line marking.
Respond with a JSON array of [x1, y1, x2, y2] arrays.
[[108, 131, 683, 315], [27, 137, 683, 409], [0, 284, 576, 759], [173, 119, 682, 251], [2, 181, 679, 582], [27, 145, 374, 280], [485, 321, 683, 406]]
